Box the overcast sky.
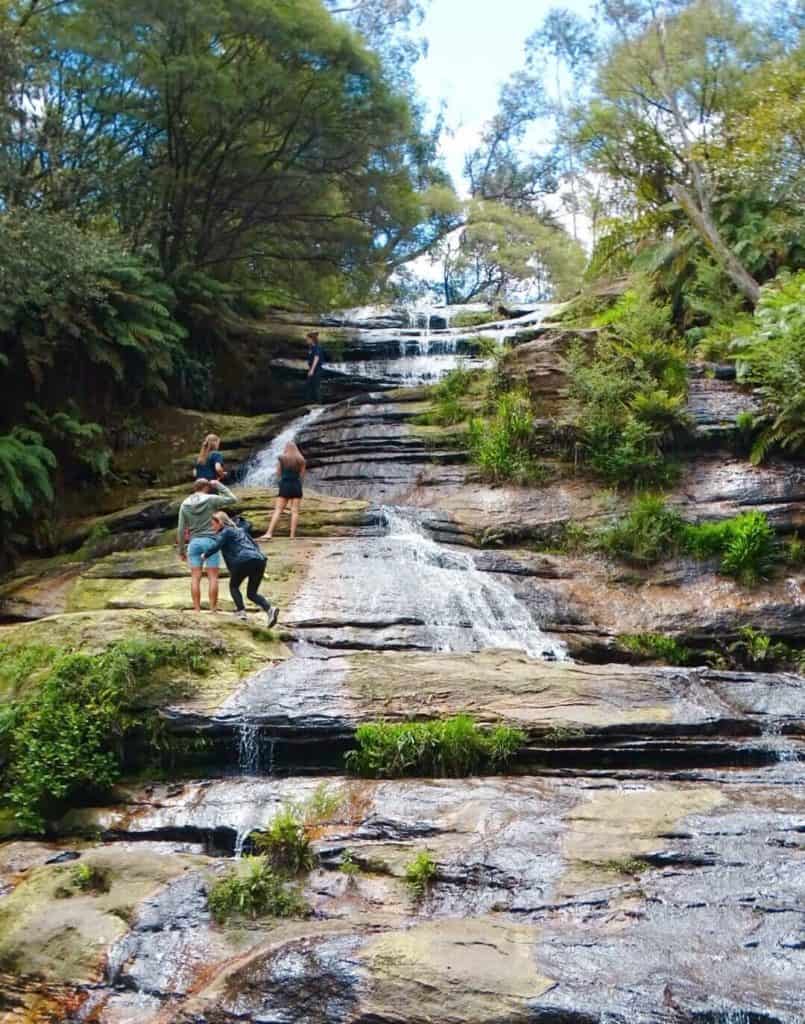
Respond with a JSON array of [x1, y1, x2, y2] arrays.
[[413, 0, 595, 192]]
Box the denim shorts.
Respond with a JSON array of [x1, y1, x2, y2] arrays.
[[187, 536, 221, 568]]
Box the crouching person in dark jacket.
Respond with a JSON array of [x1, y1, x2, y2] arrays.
[[203, 512, 279, 627]]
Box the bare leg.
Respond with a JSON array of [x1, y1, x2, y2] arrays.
[[207, 568, 220, 611], [260, 497, 287, 539], [289, 498, 301, 539], [190, 568, 202, 612]]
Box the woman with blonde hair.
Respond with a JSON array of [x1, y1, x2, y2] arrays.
[[259, 440, 306, 540], [202, 511, 279, 625], [193, 433, 225, 481]]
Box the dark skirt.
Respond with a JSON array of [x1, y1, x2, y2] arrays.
[[278, 475, 302, 499]]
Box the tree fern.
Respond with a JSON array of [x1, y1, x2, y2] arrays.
[[0, 430, 56, 520], [734, 271, 805, 462], [0, 212, 186, 410]]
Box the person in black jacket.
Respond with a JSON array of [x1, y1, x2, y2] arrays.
[[203, 512, 279, 626]]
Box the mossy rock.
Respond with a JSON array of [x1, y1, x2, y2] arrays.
[[0, 608, 288, 711], [0, 847, 199, 983]]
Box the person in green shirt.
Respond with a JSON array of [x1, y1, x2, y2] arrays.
[[177, 479, 237, 612]]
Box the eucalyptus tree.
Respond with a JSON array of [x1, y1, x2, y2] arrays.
[[434, 201, 585, 305], [574, 0, 776, 305], [525, 7, 598, 241], [464, 72, 559, 208]]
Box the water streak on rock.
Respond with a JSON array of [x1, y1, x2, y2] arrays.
[[241, 406, 325, 488]]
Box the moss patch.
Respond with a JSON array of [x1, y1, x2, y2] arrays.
[[0, 608, 288, 711]]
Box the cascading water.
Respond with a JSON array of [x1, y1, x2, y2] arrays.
[[287, 505, 566, 659], [241, 406, 325, 488], [760, 719, 801, 763], [378, 507, 566, 659], [238, 722, 261, 774], [327, 302, 557, 386]]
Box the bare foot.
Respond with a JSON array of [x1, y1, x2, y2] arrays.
[[258, 534, 272, 540]]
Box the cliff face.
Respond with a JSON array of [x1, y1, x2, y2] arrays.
[[1, 309, 803, 1024]]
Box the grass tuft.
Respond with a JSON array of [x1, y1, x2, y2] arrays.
[[207, 856, 307, 924], [404, 850, 437, 900], [344, 715, 524, 778]]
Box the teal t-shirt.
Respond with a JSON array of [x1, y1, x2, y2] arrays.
[[195, 451, 223, 480]]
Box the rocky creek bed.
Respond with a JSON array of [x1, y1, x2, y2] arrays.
[[0, 310, 803, 1023]]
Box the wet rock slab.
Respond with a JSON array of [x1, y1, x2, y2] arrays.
[[4, 769, 804, 1023], [174, 649, 805, 773]]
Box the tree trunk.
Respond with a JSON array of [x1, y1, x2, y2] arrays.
[[669, 182, 761, 307]]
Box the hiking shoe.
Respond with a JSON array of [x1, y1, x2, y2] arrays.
[[265, 606, 279, 629], [234, 610, 247, 622]]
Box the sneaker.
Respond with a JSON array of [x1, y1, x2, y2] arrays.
[[234, 610, 247, 622], [265, 606, 279, 629]]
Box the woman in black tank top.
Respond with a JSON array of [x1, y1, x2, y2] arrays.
[[259, 441, 306, 539]]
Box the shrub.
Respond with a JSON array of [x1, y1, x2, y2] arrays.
[[473, 335, 501, 358], [344, 715, 524, 778], [628, 389, 691, 441], [0, 429, 57, 562], [415, 366, 475, 426], [339, 850, 360, 877], [207, 857, 307, 924], [695, 314, 754, 362], [583, 420, 679, 488], [620, 633, 694, 666], [70, 863, 109, 894], [449, 309, 493, 328], [0, 212, 186, 411], [0, 643, 61, 700], [596, 494, 686, 565], [785, 534, 805, 567], [467, 389, 546, 484], [3, 638, 209, 832], [727, 627, 790, 668], [728, 271, 805, 463], [684, 511, 778, 586], [566, 278, 689, 487], [404, 851, 437, 900], [599, 500, 780, 585]]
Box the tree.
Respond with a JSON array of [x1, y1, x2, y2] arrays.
[[464, 72, 559, 207], [525, 7, 598, 240], [434, 200, 585, 304], [1, 0, 455, 305], [575, 0, 774, 305], [324, 0, 428, 89], [715, 43, 805, 209]]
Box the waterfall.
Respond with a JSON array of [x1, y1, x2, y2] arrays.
[[379, 507, 565, 660], [238, 722, 260, 774], [233, 826, 251, 859], [241, 407, 325, 488], [326, 302, 556, 387], [760, 719, 800, 763]]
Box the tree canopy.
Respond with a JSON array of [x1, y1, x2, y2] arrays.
[[0, 0, 455, 562]]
